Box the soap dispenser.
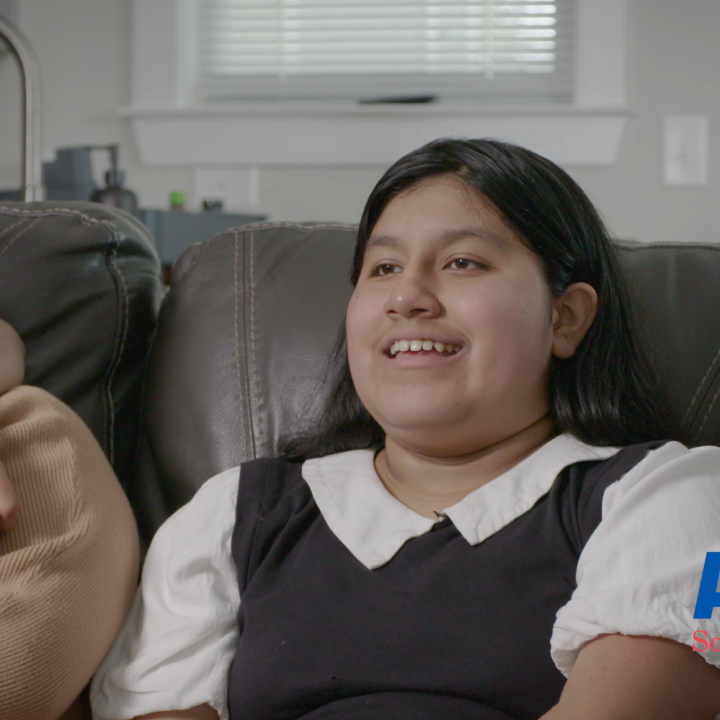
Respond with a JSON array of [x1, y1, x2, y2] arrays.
[[91, 144, 138, 216]]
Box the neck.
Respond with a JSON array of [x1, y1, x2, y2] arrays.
[[374, 416, 557, 519]]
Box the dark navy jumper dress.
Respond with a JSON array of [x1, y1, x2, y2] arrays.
[[228, 443, 661, 720]]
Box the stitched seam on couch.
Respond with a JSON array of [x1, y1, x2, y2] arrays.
[[219, 221, 358, 234], [0, 206, 134, 266], [249, 228, 265, 456], [683, 345, 720, 426], [102, 227, 131, 466], [0, 205, 153, 242], [696, 360, 720, 440], [96, 223, 117, 463], [234, 231, 248, 459], [0, 206, 121, 228], [242, 233, 256, 458], [0, 215, 30, 244], [0, 217, 41, 261], [171, 222, 359, 285]]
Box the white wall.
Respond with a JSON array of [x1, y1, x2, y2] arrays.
[[570, 0, 720, 243], [1, 0, 719, 242]]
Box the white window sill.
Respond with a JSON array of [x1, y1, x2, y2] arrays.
[[120, 103, 631, 168]]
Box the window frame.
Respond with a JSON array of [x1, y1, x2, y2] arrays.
[[125, 0, 628, 167]]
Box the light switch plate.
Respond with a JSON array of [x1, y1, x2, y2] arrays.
[[663, 115, 708, 186]]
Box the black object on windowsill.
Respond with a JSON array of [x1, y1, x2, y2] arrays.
[[202, 199, 224, 212], [358, 95, 436, 104]]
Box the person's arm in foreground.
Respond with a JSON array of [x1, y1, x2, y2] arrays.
[[0, 455, 17, 531], [0, 316, 23, 531], [541, 632, 720, 720], [0, 318, 140, 719]]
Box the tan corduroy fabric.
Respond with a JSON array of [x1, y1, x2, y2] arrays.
[[0, 386, 139, 720]]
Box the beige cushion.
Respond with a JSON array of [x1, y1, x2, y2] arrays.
[[0, 386, 139, 720]]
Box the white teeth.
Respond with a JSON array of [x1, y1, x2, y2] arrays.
[[389, 340, 460, 356]]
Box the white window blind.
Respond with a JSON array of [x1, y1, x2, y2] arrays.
[[198, 0, 575, 103]]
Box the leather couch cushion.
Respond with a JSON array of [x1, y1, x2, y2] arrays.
[[0, 202, 162, 488], [620, 242, 720, 446]]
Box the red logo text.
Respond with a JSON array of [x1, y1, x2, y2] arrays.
[[692, 630, 720, 652]]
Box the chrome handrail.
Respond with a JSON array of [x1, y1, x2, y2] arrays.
[[0, 15, 43, 201]]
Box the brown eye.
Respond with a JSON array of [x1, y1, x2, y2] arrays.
[[448, 258, 482, 270], [373, 263, 400, 276]]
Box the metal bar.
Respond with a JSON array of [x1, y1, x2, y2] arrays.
[[0, 14, 43, 201]]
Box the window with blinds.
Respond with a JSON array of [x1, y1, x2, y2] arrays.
[[198, 0, 575, 103]]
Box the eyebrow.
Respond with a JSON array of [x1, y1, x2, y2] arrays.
[[365, 227, 513, 253]]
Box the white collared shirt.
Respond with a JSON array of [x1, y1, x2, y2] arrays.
[[90, 435, 720, 720]]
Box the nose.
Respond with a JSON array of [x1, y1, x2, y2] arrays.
[[383, 267, 441, 319]]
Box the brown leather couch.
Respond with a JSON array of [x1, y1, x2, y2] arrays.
[[1, 200, 720, 716]]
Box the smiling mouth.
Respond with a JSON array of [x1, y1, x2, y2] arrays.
[[388, 339, 462, 357]]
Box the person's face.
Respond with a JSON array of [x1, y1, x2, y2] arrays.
[[346, 175, 557, 457]]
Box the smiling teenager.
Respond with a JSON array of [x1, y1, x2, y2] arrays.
[[91, 140, 720, 720], [346, 175, 595, 517]]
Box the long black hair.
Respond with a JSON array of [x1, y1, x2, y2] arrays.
[[281, 138, 685, 459]]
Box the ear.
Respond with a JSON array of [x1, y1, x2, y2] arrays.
[[551, 282, 598, 359]]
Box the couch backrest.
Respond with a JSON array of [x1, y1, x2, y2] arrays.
[[0, 201, 163, 488], [620, 242, 720, 446], [131, 222, 720, 545]]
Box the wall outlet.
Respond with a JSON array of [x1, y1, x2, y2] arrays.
[[192, 167, 259, 211], [663, 115, 708, 186]]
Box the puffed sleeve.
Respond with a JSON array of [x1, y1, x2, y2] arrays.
[[90, 466, 242, 720], [551, 442, 720, 677]]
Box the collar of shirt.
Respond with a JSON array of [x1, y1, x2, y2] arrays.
[[301, 434, 620, 569]]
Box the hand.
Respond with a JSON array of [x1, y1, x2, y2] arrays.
[[0, 458, 18, 532]]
